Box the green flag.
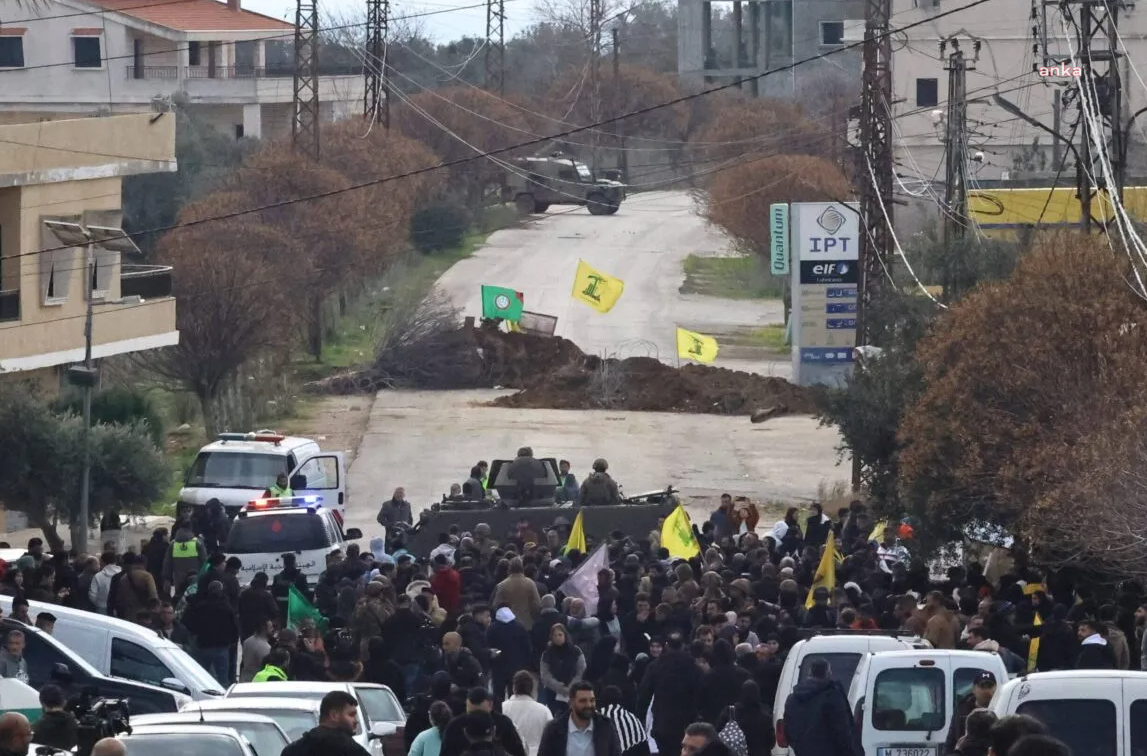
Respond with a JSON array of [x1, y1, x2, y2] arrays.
[[287, 585, 327, 632], [481, 285, 524, 322]]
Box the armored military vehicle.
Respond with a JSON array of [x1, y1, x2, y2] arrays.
[[504, 155, 626, 216], [397, 457, 679, 555]]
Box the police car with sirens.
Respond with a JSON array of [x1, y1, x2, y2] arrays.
[[179, 431, 348, 522], [223, 496, 363, 586]]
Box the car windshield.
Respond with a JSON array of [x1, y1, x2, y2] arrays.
[[185, 452, 287, 490], [355, 686, 405, 723], [214, 711, 318, 741], [207, 723, 288, 756], [122, 733, 245, 756], [574, 162, 593, 180], [224, 515, 328, 554], [226, 696, 360, 734]]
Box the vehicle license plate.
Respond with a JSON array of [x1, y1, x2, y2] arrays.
[[877, 748, 936, 756]]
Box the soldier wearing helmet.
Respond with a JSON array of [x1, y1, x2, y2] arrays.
[[579, 458, 621, 506]]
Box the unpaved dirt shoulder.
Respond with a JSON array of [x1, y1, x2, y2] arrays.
[[279, 395, 375, 466]]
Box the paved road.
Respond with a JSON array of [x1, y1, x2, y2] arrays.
[[436, 191, 790, 375], [343, 391, 845, 534], [345, 193, 844, 525]]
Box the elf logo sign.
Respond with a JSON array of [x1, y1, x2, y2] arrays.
[[800, 260, 858, 285]]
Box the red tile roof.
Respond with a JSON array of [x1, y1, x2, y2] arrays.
[[83, 0, 293, 32]]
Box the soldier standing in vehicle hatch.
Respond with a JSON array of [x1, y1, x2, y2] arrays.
[[579, 459, 621, 506]]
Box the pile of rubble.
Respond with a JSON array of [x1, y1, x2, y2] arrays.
[[310, 323, 821, 418]]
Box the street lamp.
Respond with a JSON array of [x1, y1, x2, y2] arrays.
[[49, 214, 141, 553]]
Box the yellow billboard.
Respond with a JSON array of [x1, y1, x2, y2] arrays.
[[968, 187, 1147, 239]]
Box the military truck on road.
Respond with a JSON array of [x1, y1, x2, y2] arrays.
[[504, 155, 626, 216]]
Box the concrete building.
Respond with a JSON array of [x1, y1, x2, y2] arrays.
[[0, 0, 363, 139], [891, 0, 1147, 184], [677, 0, 865, 98], [0, 113, 179, 393]]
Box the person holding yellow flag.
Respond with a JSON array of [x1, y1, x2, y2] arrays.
[[572, 260, 624, 313], [675, 327, 719, 364], [804, 532, 839, 627], [563, 510, 587, 555], [661, 504, 701, 559]]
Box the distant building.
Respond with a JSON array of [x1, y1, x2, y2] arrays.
[[891, 0, 1147, 183], [0, 0, 364, 139], [0, 113, 179, 393], [676, 0, 865, 98]]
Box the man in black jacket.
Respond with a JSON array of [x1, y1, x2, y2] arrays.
[[781, 659, 861, 756], [30, 685, 77, 750], [537, 682, 622, 756], [281, 691, 372, 756], [945, 671, 996, 752], [1076, 620, 1118, 669], [440, 688, 527, 756], [184, 581, 240, 687]]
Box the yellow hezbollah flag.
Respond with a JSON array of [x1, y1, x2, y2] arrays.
[[1027, 613, 1042, 671], [661, 505, 701, 559], [572, 260, 624, 313], [676, 327, 719, 363], [564, 510, 587, 555], [868, 521, 887, 543], [805, 531, 839, 608]]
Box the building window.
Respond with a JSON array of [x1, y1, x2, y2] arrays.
[[72, 36, 102, 68], [0, 36, 25, 68], [916, 78, 939, 107], [235, 124, 244, 139], [820, 21, 844, 46], [188, 41, 201, 66]]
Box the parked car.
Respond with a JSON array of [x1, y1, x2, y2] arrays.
[[118, 724, 256, 756], [0, 619, 190, 714], [0, 595, 223, 700], [130, 713, 290, 756]]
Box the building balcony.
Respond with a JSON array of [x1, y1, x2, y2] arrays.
[[0, 289, 18, 323], [125, 64, 362, 80], [120, 264, 173, 300]]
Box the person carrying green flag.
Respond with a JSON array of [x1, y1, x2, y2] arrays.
[[287, 585, 328, 632]]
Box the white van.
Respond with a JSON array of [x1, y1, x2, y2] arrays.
[[848, 650, 1010, 756], [991, 670, 1147, 756], [773, 633, 928, 756], [179, 431, 347, 521], [0, 595, 224, 700]]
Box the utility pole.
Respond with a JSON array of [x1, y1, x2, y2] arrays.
[[485, 0, 505, 95], [588, 0, 603, 169], [852, 0, 894, 491], [612, 25, 627, 180], [292, 0, 320, 159], [1040, 0, 1125, 232], [941, 38, 979, 247], [364, 0, 389, 127]]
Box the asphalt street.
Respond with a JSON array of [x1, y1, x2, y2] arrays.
[[344, 192, 843, 529], [435, 191, 789, 375]]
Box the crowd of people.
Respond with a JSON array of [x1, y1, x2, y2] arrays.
[[0, 495, 1140, 756]]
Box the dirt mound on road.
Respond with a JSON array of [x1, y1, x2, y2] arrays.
[[310, 323, 820, 418], [479, 330, 820, 417]]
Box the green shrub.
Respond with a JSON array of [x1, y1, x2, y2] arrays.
[[56, 386, 165, 447], [411, 201, 472, 254]]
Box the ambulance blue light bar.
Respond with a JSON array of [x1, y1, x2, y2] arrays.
[[243, 495, 322, 512]]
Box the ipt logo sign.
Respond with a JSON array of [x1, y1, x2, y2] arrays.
[[795, 202, 859, 262]]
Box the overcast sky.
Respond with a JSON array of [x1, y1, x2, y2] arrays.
[[242, 0, 536, 43]]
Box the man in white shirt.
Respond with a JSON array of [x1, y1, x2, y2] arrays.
[[502, 671, 552, 756]]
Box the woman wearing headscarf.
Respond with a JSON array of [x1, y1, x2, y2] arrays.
[[585, 635, 620, 685], [539, 623, 585, 716], [803, 503, 833, 551], [717, 681, 774, 756], [363, 636, 407, 703], [405, 671, 456, 751]]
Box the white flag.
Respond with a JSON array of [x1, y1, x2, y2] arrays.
[[559, 544, 608, 611]]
